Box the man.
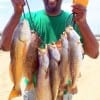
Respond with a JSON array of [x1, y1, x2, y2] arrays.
[[1, 0, 99, 56], [0, 0, 99, 99]]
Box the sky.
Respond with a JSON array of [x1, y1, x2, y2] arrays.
[[0, 0, 100, 35]]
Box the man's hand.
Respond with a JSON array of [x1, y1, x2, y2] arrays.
[[72, 4, 87, 25], [11, 0, 25, 15]]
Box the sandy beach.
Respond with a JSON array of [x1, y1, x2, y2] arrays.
[[0, 46, 100, 100]]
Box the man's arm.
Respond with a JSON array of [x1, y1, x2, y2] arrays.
[[72, 4, 99, 58], [78, 21, 99, 58], [1, 14, 21, 51], [1, 0, 25, 51]]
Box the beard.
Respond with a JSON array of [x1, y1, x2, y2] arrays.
[[46, 6, 59, 12], [44, 0, 62, 13]]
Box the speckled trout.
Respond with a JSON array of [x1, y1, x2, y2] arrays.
[[36, 46, 52, 100], [48, 43, 61, 100], [58, 32, 71, 98], [65, 26, 84, 94]]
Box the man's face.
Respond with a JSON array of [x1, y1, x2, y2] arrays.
[[43, 0, 62, 12]]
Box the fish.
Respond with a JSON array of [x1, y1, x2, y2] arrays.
[[23, 31, 41, 91], [48, 43, 61, 100], [65, 26, 84, 94], [8, 19, 40, 100], [9, 19, 31, 100], [58, 32, 71, 98], [36, 45, 52, 100]]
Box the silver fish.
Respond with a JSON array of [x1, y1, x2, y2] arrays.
[[65, 26, 84, 94], [58, 32, 71, 97], [36, 46, 52, 100], [48, 43, 61, 100]]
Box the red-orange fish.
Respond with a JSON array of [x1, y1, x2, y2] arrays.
[[9, 20, 41, 100], [9, 20, 31, 100]]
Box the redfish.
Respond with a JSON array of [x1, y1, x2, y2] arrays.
[[23, 31, 40, 91], [9, 19, 32, 100]]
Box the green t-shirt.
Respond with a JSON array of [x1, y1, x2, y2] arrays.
[[21, 10, 82, 46], [21, 10, 83, 92]]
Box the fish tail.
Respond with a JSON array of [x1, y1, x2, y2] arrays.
[[8, 86, 21, 100]]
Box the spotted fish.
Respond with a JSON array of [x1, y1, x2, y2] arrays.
[[58, 32, 71, 98], [48, 43, 61, 100], [36, 45, 52, 100], [65, 26, 84, 94]]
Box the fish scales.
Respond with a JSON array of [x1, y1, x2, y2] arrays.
[[48, 43, 61, 100], [36, 47, 52, 100], [23, 32, 40, 91], [9, 20, 40, 100], [58, 32, 71, 98], [65, 26, 84, 94]]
